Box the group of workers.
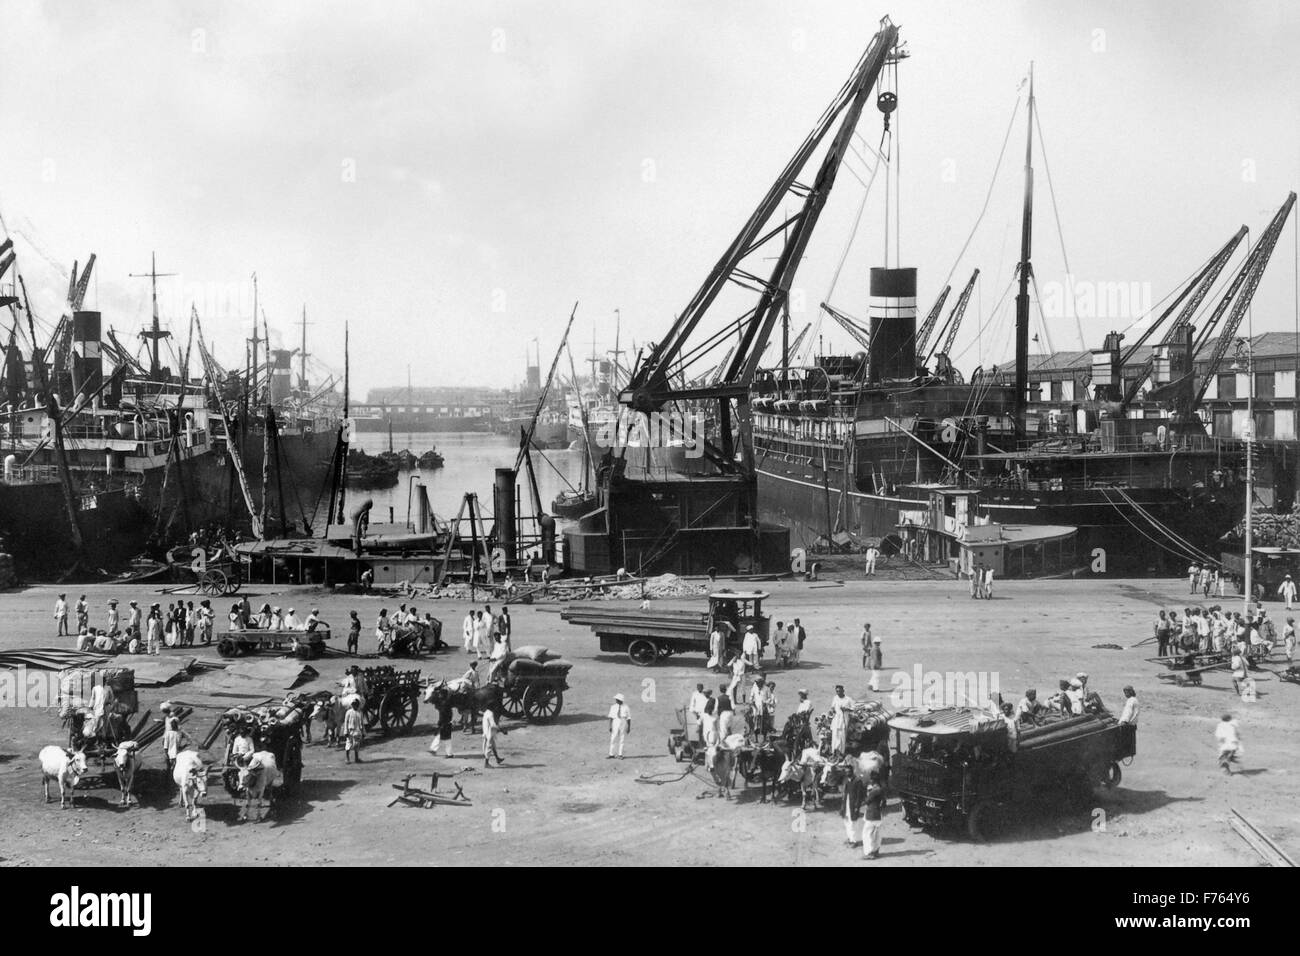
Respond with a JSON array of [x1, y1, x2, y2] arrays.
[[62, 594, 217, 655], [1152, 604, 1292, 668]]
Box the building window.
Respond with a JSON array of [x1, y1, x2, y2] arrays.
[[1214, 411, 1233, 437], [1218, 373, 1236, 400], [1050, 380, 1063, 401], [1255, 372, 1275, 399], [1256, 410, 1275, 439]]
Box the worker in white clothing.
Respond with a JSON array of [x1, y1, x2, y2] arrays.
[[54, 594, 69, 637], [1118, 686, 1139, 725], [741, 625, 760, 667], [462, 611, 475, 654], [1280, 574, 1298, 610], [607, 693, 631, 759], [829, 685, 855, 757], [795, 688, 813, 715], [688, 683, 709, 743]]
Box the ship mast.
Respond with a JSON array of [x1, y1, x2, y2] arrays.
[[1013, 64, 1036, 432], [129, 252, 175, 381]]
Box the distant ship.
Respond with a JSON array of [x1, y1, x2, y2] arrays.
[[0, 247, 338, 577]]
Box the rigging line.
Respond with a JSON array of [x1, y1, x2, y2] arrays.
[[952, 275, 1017, 364], [1029, 272, 1056, 356], [1033, 104, 1086, 352], [1105, 487, 1215, 564], [1099, 489, 1206, 564], [1112, 484, 1218, 564], [936, 95, 1023, 296]]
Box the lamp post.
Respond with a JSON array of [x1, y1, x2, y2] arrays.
[[1234, 339, 1255, 617]]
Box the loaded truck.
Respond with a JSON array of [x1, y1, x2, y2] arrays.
[[888, 705, 1136, 841], [560, 590, 769, 666]]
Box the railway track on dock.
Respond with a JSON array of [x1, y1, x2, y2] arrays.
[[1230, 808, 1296, 867]]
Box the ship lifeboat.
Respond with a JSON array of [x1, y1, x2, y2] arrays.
[[774, 399, 798, 412], [752, 397, 774, 411], [798, 400, 828, 415]]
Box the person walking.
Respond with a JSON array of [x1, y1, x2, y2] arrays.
[[741, 625, 760, 668], [346, 611, 361, 655], [145, 606, 162, 655], [75, 595, 88, 633], [54, 594, 69, 637], [497, 606, 512, 653], [860, 623, 872, 670], [787, 622, 800, 667], [793, 618, 807, 663], [1215, 713, 1241, 774], [607, 693, 631, 759], [727, 652, 748, 705], [708, 624, 724, 671], [105, 598, 121, 638], [343, 698, 365, 764], [843, 765, 866, 850], [482, 706, 505, 767], [1188, 563, 1200, 594], [864, 545, 878, 577], [428, 700, 456, 758], [1280, 574, 1298, 611], [862, 770, 886, 859], [374, 608, 392, 654], [1285, 617, 1296, 662], [868, 636, 884, 692]]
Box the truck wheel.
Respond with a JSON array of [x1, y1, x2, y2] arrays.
[[217, 638, 239, 658], [1104, 762, 1122, 788], [966, 802, 998, 842], [627, 639, 658, 666]]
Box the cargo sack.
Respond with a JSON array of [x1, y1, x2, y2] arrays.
[[541, 659, 573, 674], [512, 645, 550, 662], [108, 690, 139, 716], [507, 658, 543, 676]]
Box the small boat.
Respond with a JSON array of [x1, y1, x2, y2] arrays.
[[346, 449, 399, 488], [551, 489, 597, 519], [417, 448, 445, 470]]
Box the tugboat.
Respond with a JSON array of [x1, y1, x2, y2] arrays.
[[417, 448, 445, 470]]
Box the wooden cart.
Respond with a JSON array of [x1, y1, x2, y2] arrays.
[[217, 625, 332, 660], [361, 666, 422, 735]]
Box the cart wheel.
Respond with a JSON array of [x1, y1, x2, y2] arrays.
[[523, 685, 563, 723], [627, 639, 658, 666], [222, 767, 242, 798], [1104, 762, 1122, 788], [500, 683, 527, 720], [364, 702, 382, 733], [380, 690, 419, 735], [225, 576, 242, 595], [217, 638, 239, 658]]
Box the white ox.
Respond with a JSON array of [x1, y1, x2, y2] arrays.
[[778, 746, 829, 810], [236, 751, 280, 822], [113, 741, 142, 807], [39, 746, 89, 808], [172, 749, 208, 820]]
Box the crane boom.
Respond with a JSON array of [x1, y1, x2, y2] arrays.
[[1190, 192, 1296, 409], [621, 18, 901, 419], [1120, 226, 1247, 407], [913, 285, 951, 356], [820, 302, 872, 352], [930, 269, 980, 362]]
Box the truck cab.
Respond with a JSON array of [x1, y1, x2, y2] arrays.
[[706, 591, 770, 652]]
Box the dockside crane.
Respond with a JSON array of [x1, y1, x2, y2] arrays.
[[1184, 192, 1296, 414], [618, 17, 902, 476], [1114, 225, 1248, 408], [913, 285, 952, 356], [928, 268, 980, 373]]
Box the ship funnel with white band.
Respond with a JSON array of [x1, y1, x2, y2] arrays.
[[867, 267, 917, 382]]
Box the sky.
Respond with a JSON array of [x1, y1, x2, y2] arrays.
[[1, 0, 1297, 394]]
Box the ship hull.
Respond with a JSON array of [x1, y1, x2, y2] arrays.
[[757, 456, 1247, 573]]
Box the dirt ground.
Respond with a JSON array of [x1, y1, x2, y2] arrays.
[[1, 574, 1295, 867]]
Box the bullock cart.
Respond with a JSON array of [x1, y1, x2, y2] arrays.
[[217, 697, 310, 801], [493, 650, 572, 723], [361, 666, 422, 736]]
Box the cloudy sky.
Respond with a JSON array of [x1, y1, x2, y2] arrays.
[[1, 0, 1296, 393]]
